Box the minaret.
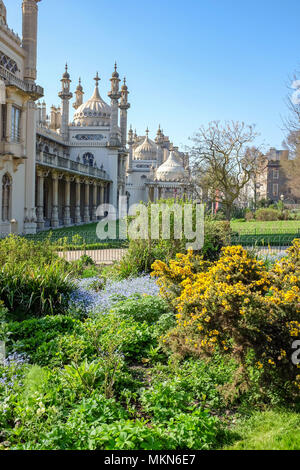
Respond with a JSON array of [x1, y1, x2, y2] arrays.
[[108, 62, 121, 147], [22, 0, 41, 82], [119, 78, 130, 148], [155, 125, 164, 167], [58, 64, 72, 141], [73, 78, 84, 110], [127, 125, 134, 172]]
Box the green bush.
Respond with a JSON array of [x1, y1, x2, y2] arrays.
[[7, 316, 82, 365], [0, 235, 75, 319], [116, 199, 232, 277], [255, 208, 290, 221], [0, 262, 73, 319], [111, 295, 172, 325], [83, 314, 157, 363]]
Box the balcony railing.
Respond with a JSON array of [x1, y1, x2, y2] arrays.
[[36, 151, 111, 181], [0, 65, 43, 99]]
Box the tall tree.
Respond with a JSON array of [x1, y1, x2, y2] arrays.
[[189, 121, 260, 220]]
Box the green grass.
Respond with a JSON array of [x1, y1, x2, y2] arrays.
[[22, 220, 300, 249], [226, 410, 300, 450], [231, 220, 300, 235], [23, 222, 128, 249]]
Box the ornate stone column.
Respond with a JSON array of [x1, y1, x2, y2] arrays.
[[100, 183, 105, 205], [36, 169, 45, 230], [63, 175, 72, 226], [84, 179, 90, 223], [75, 177, 81, 224], [6, 101, 12, 142], [92, 181, 98, 222], [51, 172, 59, 228]]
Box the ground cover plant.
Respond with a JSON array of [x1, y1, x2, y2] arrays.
[[0, 235, 299, 450]]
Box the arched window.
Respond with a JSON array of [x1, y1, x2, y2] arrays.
[[2, 173, 12, 222], [83, 152, 94, 167]]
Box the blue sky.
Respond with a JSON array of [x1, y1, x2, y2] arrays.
[[7, 0, 300, 150]]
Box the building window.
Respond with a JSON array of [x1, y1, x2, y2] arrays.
[[272, 183, 278, 197], [2, 173, 12, 221], [82, 152, 94, 167], [273, 169, 279, 179], [11, 106, 21, 142]]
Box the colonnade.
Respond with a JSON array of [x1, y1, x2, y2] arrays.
[[36, 169, 108, 230]]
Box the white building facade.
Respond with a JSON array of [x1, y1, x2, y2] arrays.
[[0, 0, 190, 234], [0, 0, 43, 234]]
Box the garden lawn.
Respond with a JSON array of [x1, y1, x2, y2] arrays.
[[225, 410, 300, 450], [231, 220, 300, 235]]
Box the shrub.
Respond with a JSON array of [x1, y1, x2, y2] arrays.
[[152, 241, 300, 398], [111, 295, 171, 325], [254, 208, 290, 221], [115, 200, 232, 278], [83, 314, 157, 363], [0, 235, 74, 319], [7, 316, 82, 365], [0, 262, 74, 319]]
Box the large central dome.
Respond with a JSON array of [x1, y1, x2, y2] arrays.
[[73, 76, 111, 127]]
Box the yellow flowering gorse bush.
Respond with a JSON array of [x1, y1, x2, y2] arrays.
[[152, 240, 300, 394]]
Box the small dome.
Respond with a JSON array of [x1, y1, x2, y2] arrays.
[[76, 78, 83, 92], [73, 83, 111, 127], [156, 151, 186, 182], [134, 130, 157, 160]]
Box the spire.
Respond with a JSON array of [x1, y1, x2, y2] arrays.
[[145, 127, 149, 138], [63, 63, 70, 79], [73, 77, 84, 110], [77, 77, 83, 91], [128, 125, 134, 144], [111, 61, 120, 79], [59, 63, 72, 141], [94, 71, 100, 87]]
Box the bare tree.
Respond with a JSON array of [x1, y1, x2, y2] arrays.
[[281, 70, 300, 201], [188, 121, 260, 220], [282, 70, 300, 157]]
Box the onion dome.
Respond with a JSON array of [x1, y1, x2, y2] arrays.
[[73, 72, 111, 127], [156, 151, 186, 182], [112, 62, 119, 78], [62, 63, 70, 79], [76, 77, 83, 92], [134, 128, 157, 160]]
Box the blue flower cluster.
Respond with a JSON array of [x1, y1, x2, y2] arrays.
[[70, 275, 160, 315], [0, 353, 27, 391]]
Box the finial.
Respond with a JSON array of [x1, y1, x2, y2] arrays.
[[94, 72, 100, 86], [146, 127, 149, 137], [123, 77, 126, 85], [62, 62, 70, 79], [114, 62, 117, 72]]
